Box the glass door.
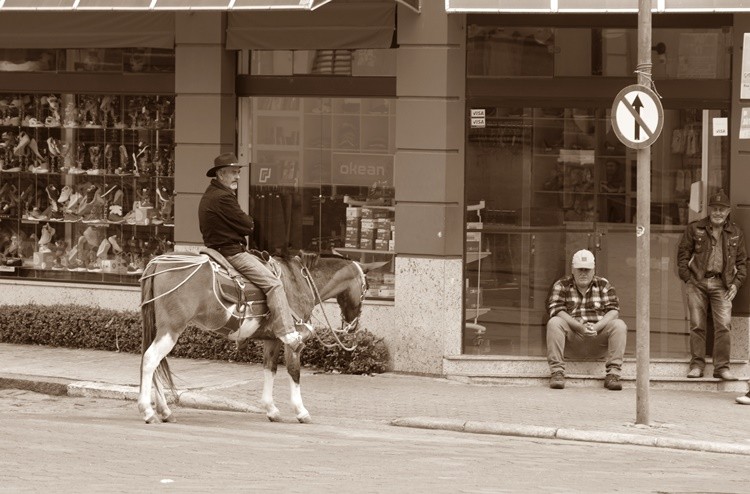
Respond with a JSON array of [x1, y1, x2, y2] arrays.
[[464, 105, 728, 358]]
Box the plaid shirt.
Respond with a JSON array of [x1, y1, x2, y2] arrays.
[[547, 275, 620, 323]]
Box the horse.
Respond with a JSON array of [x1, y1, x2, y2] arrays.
[[138, 250, 383, 425]]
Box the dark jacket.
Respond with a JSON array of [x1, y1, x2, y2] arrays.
[[677, 216, 747, 289], [198, 179, 254, 257]]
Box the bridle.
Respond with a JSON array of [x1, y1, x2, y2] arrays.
[[297, 256, 368, 351]]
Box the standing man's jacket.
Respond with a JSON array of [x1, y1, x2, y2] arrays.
[[198, 179, 254, 257], [677, 216, 747, 289]]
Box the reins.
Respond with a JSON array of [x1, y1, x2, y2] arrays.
[[296, 256, 366, 351]]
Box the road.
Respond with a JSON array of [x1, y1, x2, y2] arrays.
[[0, 389, 747, 493]]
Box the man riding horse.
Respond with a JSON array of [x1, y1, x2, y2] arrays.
[[198, 152, 313, 353]]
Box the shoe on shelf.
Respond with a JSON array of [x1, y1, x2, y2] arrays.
[[549, 371, 565, 389], [736, 392, 750, 405], [714, 369, 739, 381], [604, 374, 622, 391], [687, 368, 703, 378]]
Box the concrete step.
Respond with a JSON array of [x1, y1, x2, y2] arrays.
[[443, 356, 749, 392], [456, 375, 749, 392]]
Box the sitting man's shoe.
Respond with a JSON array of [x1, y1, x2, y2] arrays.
[[736, 392, 750, 405], [604, 374, 623, 391], [549, 371, 565, 389], [280, 331, 304, 353], [713, 369, 739, 381], [687, 368, 704, 378]]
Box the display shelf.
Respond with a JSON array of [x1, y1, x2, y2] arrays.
[[465, 308, 491, 319], [466, 251, 491, 263], [0, 92, 175, 281], [335, 247, 395, 255]]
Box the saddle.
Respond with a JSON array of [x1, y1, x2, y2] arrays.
[[199, 247, 270, 318]]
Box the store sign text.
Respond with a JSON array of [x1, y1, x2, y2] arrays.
[[331, 153, 394, 186]]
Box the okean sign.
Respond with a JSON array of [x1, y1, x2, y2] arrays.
[[331, 153, 394, 187]]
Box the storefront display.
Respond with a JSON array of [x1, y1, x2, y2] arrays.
[[0, 49, 175, 283], [247, 95, 396, 299]]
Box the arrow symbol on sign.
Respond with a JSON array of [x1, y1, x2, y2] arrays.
[[631, 95, 643, 140]]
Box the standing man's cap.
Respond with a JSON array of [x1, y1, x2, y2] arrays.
[[571, 249, 596, 269], [708, 189, 730, 208], [206, 152, 246, 177]]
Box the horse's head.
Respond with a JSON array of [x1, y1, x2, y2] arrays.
[[335, 259, 388, 332], [297, 252, 387, 332]]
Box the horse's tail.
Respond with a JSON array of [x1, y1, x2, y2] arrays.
[[141, 264, 176, 394]]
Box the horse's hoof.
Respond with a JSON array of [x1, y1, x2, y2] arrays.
[[266, 411, 282, 422], [144, 414, 160, 424], [297, 412, 312, 424], [161, 413, 176, 423]]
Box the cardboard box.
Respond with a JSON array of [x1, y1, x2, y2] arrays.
[[360, 207, 374, 219], [346, 217, 360, 228], [360, 219, 376, 230], [346, 207, 361, 218], [376, 229, 391, 241], [374, 239, 389, 251], [378, 287, 395, 298], [344, 239, 359, 249], [388, 240, 395, 251]]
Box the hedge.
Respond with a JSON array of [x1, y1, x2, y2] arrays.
[[0, 304, 390, 375]]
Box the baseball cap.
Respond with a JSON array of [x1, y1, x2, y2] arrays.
[[708, 189, 730, 208], [571, 249, 595, 269]]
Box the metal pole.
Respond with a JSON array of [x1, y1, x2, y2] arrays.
[[636, 0, 651, 425]]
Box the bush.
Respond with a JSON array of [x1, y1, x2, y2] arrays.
[[0, 304, 389, 375]]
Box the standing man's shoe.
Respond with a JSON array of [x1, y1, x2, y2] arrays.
[[604, 374, 623, 391], [714, 369, 739, 381], [687, 368, 703, 378], [549, 371, 565, 389], [736, 392, 750, 405]]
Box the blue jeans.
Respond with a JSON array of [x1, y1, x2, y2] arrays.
[[226, 251, 294, 338], [546, 316, 627, 376], [686, 278, 732, 373]]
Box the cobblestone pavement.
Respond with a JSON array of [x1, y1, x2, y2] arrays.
[[1, 343, 749, 452]]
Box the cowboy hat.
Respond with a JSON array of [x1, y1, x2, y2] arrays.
[[206, 152, 247, 177]]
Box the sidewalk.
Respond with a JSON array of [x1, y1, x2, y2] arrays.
[[2, 343, 750, 456]]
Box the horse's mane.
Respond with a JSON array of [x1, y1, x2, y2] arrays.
[[273, 250, 349, 270]]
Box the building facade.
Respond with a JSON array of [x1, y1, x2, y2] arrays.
[[0, 1, 749, 380]]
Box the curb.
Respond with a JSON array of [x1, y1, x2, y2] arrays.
[[1, 375, 262, 415], [391, 417, 750, 456]]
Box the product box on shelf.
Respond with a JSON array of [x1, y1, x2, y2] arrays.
[[466, 286, 483, 309], [346, 217, 360, 228], [376, 228, 391, 241], [466, 221, 483, 253], [346, 206, 361, 218], [360, 218, 376, 230], [374, 239, 389, 251]]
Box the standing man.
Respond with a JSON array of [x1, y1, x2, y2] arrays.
[[546, 249, 628, 391], [678, 189, 747, 380], [198, 153, 312, 352]]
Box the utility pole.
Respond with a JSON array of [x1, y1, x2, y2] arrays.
[[635, 0, 652, 425]]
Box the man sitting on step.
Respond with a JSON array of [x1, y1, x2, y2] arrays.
[[545, 249, 628, 391]]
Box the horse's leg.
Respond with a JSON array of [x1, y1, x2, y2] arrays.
[[285, 346, 310, 423], [138, 330, 178, 424], [261, 340, 283, 422], [152, 377, 176, 423]]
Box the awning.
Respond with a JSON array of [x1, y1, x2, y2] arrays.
[[0, 0, 420, 13], [446, 0, 750, 13], [0, 11, 174, 48], [226, 1, 396, 50]]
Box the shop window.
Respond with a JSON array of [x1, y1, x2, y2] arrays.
[[0, 89, 175, 282], [0, 48, 174, 74], [463, 105, 728, 359], [250, 49, 396, 77], [247, 96, 395, 300], [467, 26, 731, 79]]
